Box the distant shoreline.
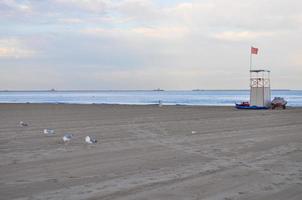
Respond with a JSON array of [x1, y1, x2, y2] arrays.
[[0, 89, 296, 92], [0, 102, 234, 107], [0, 102, 300, 108]]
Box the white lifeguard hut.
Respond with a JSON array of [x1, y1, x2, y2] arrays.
[[250, 69, 271, 107]]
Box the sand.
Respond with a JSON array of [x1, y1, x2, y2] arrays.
[[0, 103, 302, 200]]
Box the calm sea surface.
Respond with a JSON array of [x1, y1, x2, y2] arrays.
[[0, 90, 301, 107]]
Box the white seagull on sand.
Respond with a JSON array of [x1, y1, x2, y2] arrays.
[[85, 136, 97, 144], [19, 121, 28, 127], [43, 129, 55, 135], [63, 134, 73, 143]]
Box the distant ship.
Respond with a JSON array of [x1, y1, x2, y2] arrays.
[[192, 89, 204, 91], [50, 88, 56, 92], [153, 88, 164, 91]]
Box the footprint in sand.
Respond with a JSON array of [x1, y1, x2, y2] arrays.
[[265, 185, 274, 191], [224, 197, 234, 200]]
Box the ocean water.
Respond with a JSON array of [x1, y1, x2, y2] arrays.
[[0, 90, 301, 107]]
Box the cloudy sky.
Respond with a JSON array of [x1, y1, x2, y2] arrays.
[[0, 0, 301, 90]]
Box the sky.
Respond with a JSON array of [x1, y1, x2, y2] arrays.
[[0, 0, 301, 90]]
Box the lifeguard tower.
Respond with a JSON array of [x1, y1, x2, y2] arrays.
[[250, 70, 271, 107]]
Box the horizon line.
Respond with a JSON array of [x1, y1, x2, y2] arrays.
[[0, 89, 297, 92]]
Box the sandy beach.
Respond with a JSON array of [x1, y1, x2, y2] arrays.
[[0, 104, 302, 200]]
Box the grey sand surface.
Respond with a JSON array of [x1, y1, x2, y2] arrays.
[[0, 104, 302, 200]]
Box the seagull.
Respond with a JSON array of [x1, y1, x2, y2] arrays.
[[62, 134, 73, 143], [19, 121, 28, 127], [85, 136, 97, 144], [43, 129, 55, 135]]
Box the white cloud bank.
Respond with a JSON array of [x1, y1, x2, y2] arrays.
[[0, 0, 301, 89], [0, 38, 35, 58]]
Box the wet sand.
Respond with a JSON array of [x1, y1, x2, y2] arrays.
[[0, 104, 302, 200]]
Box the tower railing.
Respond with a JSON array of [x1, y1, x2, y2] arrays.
[[250, 70, 270, 88]]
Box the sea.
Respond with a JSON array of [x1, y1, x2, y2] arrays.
[[0, 90, 301, 107]]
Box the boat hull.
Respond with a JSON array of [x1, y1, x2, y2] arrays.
[[235, 104, 269, 110]]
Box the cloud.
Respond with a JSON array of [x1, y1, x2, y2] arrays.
[[0, 0, 302, 89], [132, 26, 189, 39], [289, 52, 302, 67], [81, 26, 189, 40], [74, 63, 251, 90], [0, 0, 32, 12], [0, 64, 68, 90], [57, 18, 84, 24], [0, 38, 35, 58], [54, 0, 108, 12], [164, 2, 193, 23], [115, 0, 162, 21], [212, 31, 276, 42]]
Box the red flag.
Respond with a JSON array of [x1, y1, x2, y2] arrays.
[[251, 47, 258, 54]]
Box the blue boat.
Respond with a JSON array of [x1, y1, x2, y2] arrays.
[[235, 104, 269, 110]]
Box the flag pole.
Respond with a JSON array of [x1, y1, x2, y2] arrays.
[[249, 46, 253, 101], [250, 46, 252, 72]]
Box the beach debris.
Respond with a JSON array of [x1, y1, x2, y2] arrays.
[[85, 136, 97, 144], [19, 121, 28, 127], [62, 134, 73, 143], [43, 129, 55, 135]]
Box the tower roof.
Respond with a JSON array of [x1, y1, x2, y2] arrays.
[[250, 69, 270, 73]]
